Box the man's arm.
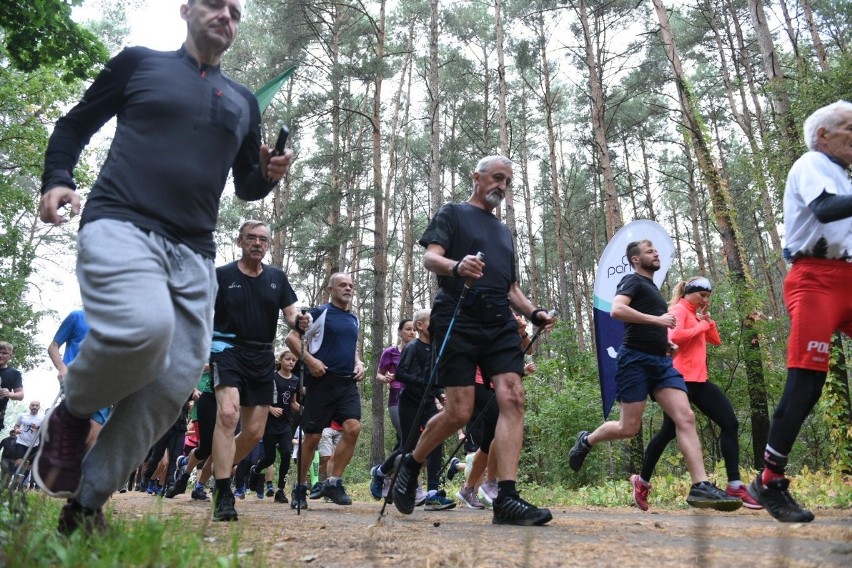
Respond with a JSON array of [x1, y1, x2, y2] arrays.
[[508, 283, 556, 332], [808, 190, 852, 224], [47, 341, 67, 382], [423, 243, 484, 280], [282, 303, 312, 332], [284, 330, 326, 377], [611, 295, 676, 328]]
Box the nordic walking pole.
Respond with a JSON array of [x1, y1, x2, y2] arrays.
[[10, 387, 64, 492], [296, 308, 307, 515], [437, 309, 557, 488], [376, 252, 484, 522]]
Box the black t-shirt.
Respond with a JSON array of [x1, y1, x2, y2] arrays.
[[396, 339, 441, 405], [0, 435, 17, 461], [419, 202, 517, 325], [419, 203, 516, 292], [213, 261, 298, 349], [615, 273, 669, 356], [0, 367, 23, 428], [267, 373, 299, 434]]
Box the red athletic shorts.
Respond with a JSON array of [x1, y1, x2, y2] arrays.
[[784, 258, 852, 371]]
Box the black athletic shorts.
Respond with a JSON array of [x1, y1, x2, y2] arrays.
[[430, 308, 525, 388], [210, 347, 275, 407], [301, 374, 361, 434]]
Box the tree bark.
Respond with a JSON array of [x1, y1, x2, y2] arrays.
[[653, 0, 770, 466]]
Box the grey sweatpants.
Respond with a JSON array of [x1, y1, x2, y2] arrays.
[[64, 219, 215, 509]]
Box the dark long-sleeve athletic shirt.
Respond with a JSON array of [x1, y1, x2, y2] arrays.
[[41, 45, 275, 259]]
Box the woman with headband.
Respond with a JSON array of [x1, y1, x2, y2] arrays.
[[629, 276, 762, 511]]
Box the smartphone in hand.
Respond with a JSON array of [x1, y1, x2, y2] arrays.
[[273, 126, 289, 156]]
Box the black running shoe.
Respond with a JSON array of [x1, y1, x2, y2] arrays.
[[290, 483, 309, 510], [392, 454, 421, 515], [446, 457, 461, 482], [212, 491, 238, 522], [308, 481, 324, 499], [748, 473, 814, 523], [492, 492, 553, 526], [246, 465, 264, 494], [568, 430, 591, 472], [320, 478, 353, 505], [172, 472, 190, 497], [274, 488, 289, 503], [57, 500, 107, 536], [191, 487, 209, 501], [686, 481, 743, 511], [265, 484, 275, 498]]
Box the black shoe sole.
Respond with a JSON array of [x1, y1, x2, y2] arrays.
[[492, 510, 553, 526], [686, 498, 743, 511]]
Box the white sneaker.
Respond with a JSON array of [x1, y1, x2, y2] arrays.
[[415, 485, 428, 506], [478, 479, 497, 507]]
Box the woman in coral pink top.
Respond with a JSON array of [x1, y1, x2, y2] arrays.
[[630, 277, 761, 510]]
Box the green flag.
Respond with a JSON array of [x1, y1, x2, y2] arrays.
[[254, 65, 297, 114]]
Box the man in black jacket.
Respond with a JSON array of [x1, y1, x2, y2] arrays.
[[33, 0, 295, 535]]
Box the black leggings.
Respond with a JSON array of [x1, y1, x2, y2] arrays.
[[767, 368, 826, 457], [380, 397, 442, 491], [191, 391, 217, 462], [255, 427, 293, 488], [472, 383, 499, 454], [641, 381, 740, 482], [144, 426, 185, 484]]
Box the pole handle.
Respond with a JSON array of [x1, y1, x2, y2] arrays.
[[463, 251, 484, 288]]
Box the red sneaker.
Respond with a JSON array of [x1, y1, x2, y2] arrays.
[[629, 474, 651, 511], [726, 483, 763, 510]]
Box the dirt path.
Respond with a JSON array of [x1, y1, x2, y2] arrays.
[[111, 491, 851, 567]]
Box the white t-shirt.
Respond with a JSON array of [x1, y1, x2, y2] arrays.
[[783, 151, 852, 261], [15, 412, 43, 448]]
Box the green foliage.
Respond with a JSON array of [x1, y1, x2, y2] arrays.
[[0, 43, 86, 368], [820, 338, 852, 474], [0, 0, 108, 81], [0, 491, 258, 567]]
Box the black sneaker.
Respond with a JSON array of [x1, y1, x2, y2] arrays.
[[320, 478, 353, 505], [191, 486, 209, 501], [248, 465, 265, 495], [446, 457, 461, 482], [392, 454, 421, 515], [568, 430, 591, 472], [492, 492, 552, 526], [57, 500, 107, 536], [172, 471, 190, 496], [213, 490, 238, 522], [748, 474, 814, 523], [266, 484, 275, 498], [274, 488, 289, 503], [163, 484, 178, 499], [290, 483, 309, 510], [309, 481, 324, 499], [686, 481, 743, 511]]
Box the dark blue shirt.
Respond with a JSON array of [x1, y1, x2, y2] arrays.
[[305, 303, 359, 378]]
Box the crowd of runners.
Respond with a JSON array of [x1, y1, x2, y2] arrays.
[[2, 0, 849, 536]]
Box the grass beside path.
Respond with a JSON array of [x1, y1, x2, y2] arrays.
[[2, 469, 849, 567]]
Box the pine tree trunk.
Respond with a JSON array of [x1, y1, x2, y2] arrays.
[[369, 0, 388, 468], [537, 9, 571, 321], [576, 0, 622, 239], [653, 0, 771, 466]]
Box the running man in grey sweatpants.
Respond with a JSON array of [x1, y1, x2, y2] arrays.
[[33, 0, 295, 536]]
